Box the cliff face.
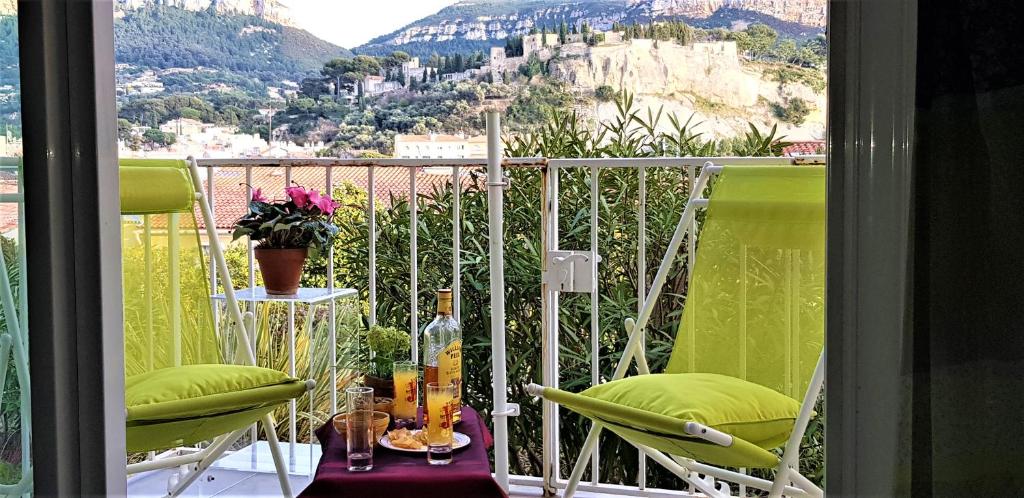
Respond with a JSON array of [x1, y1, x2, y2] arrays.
[[549, 39, 826, 140], [553, 40, 760, 105], [632, 0, 826, 28], [114, 0, 293, 26], [357, 0, 825, 56]]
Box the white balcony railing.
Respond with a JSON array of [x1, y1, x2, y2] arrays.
[[188, 143, 822, 497]]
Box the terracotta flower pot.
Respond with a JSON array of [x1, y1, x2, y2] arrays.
[[254, 247, 307, 295], [363, 373, 396, 399]]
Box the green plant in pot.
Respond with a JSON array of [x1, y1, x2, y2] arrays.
[[362, 325, 411, 398], [232, 185, 339, 295]]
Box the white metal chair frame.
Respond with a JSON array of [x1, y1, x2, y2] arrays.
[[0, 198, 33, 495], [527, 164, 825, 498], [124, 157, 313, 498]]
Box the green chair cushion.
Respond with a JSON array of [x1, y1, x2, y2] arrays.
[[125, 364, 307, 422], [120, 161, 195, 214], [126, 405, 280, 453], [580, 373, 800, 448]]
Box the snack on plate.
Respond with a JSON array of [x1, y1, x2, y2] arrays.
[[386, 428, 428, 450]]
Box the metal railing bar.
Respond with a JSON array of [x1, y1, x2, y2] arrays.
[[637, 163, 647, 490], [368, 166, 377, 328], [686, 166, 697, 372], [409, 167, 419, 362], [287, 300, 297, 466], [194, 157, 546, 168], [206, 166, 217, 294], [589, 163, 600, 485], [193, 155, 823, 170], [548, 156, 824, 168], [452, 165, 461, 323], [244, 164, 258, 446], [245, 165, 255, 290], [327, 166, 338, 415]]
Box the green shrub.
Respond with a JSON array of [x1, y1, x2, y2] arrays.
[[764, 65, 827, 94], [771, 97, 812, 126], [594, 85, 616, 102]]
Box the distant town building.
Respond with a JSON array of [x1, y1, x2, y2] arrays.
[[522, 33, 559, 55], [394, 133, 487, 159], [401, 57, 430, 86], [125, 118, 326, 159], [441, 70, 480, 82], [160, 118, 206, 137], [362, 75, 401, 96]]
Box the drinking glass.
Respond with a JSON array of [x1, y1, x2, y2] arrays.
[[425, 382, 455, 465], [392, 361, 419, 429], [345, 386, 375, 471]]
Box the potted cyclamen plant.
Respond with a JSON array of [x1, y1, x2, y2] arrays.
[[232, 185, 340, 295]]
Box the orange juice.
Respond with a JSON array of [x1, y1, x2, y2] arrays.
[[392, 368, 418, 422], [425, 385, 454, 445]]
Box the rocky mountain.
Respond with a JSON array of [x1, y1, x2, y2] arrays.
[[631, 0, 824, 27], [112, 4, 351, 91], [355, 0, 825, 57], [550, 39, 826, 140], [114, 0, 294, 26]]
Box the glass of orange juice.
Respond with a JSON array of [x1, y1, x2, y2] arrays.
[[425, 382, 455, 465], [392, 360, 418, 429]]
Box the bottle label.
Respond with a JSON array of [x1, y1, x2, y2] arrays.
[[439, 339, 462, 410]]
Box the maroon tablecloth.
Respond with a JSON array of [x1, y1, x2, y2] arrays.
[[299, 406, 507, 498]]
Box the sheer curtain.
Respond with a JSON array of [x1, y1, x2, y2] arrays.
[[913, 1, 1024, 495]]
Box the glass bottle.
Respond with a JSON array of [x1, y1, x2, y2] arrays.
[[423, 289, 462, 423]]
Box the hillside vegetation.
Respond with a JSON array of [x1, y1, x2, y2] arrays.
[[115, 6, 352, 81]]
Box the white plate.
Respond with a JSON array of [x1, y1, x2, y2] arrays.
[[379, 431, 471, 453]]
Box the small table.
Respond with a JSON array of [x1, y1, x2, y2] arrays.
[[300, 406, 507, 498], [211, 286, 358, 475]]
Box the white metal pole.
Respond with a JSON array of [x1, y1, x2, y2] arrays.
[[540, 163, 561, 495], [327, 166, 338, 415], [588, 164, 600, 485], [637, 163, 647, 490], [168, 213, 181, 366], [452, 164, 461, 322], [409, 167, 419, 362], [486, 110, 510, 492], [288, 300, 297, 466], [368, 166, 377, 328]]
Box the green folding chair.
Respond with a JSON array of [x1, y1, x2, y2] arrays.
[[527, 165, 825, 497], [120, 158, 314, 497]]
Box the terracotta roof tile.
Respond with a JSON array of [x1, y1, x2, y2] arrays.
[[782, 141, 825, 157], [201, 166, 474, 230]]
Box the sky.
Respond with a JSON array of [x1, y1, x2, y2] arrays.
[[285, 0, 461, 49]]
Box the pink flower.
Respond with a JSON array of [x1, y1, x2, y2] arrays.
[[251, 187, 267, 203], [285, 186, 308, 208], [305, 189, 337, 215], [315, 195, 338, 215], [307, 189, 322, 208]]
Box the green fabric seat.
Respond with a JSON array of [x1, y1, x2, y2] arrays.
[[124, 365, 308, 452], [535, 165, 826, 470], [542, 373, 800, 467], [126, 364, 307, 421], [120, 159, 307, 455]]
